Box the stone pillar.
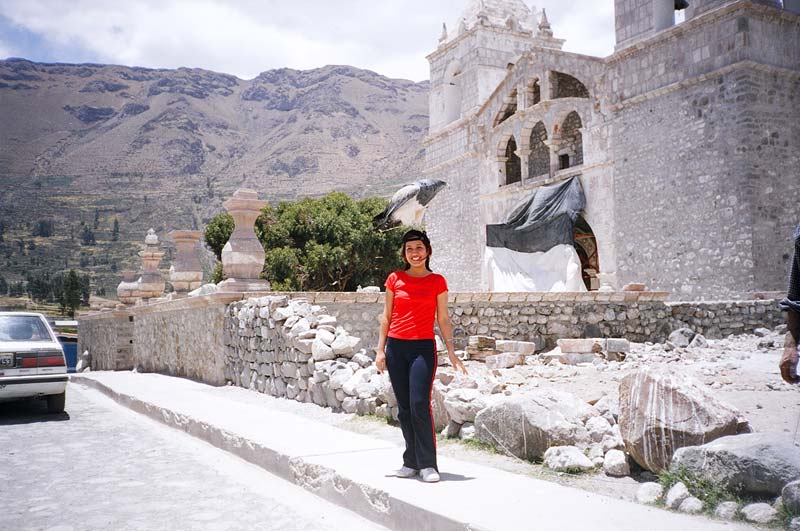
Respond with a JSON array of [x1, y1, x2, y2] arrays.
[[518, 146, 531, 182], [219, 189, 270, 292], [169, 230, 203, 295], [138, 228, 165, 300], [116, 270, 140, 305], [545, 138, 559, 177]]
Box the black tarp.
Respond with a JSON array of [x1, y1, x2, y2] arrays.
[[486, 176, 586, 253]]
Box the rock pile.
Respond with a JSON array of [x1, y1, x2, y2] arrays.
[[225, 296, 395, 416]]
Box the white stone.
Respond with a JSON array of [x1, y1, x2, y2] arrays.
[[485, 352, 524, 369], [543, 446, 594, 473], [316, 328, 336, 346], [329, 367, 354, 390], [311, 338, 335, 361], [459, 423, 476, 441], [341, 396, 358, 414], [351, 352, 373, 368], [602, 449, 629, 477], [665, 482, 690, 510], [740, 503, 778, 524], [442, 420, 462, 438], [332, 334, 362, 356], [714, 501, 739, 520], [678, 497, 703, 514], [585, 415, 613, 442], [443, 388, 488, 424], [635, 482, 664, 504]]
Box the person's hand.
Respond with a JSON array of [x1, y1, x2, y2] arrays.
[[780, 341, 799, 384], [375, 349, 386, 373], [448, 351, 468, 375]]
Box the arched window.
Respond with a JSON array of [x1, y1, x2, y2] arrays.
[[551, 71, 589, 99], [505, 136, 521, 185], [528, 122, 549, 178], [559, 111, 584, 169], [494, 89, 518, 127], [527, 78, 541, 106]]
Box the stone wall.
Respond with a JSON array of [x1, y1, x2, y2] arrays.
[[78, 291, 785, 386], [270, 291, 785, 350], [78, 311, 133, 370], [131, 295, 235, 385]]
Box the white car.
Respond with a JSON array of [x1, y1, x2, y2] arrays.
[[0, 312, 68, 413]]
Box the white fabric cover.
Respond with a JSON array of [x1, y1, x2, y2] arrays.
[[485, 244, 587, 292]]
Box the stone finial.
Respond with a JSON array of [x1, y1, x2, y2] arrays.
[[138, 228, 165, 300], [116, 270, 140, 305], [168, 230, 204, 295], [457, 18, 467, 35], [219, 189, 270, 292], [538, 8, 553, 37], [439, 22, 448, 43]]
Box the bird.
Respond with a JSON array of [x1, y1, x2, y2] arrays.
[[372, 179, 447, 231]]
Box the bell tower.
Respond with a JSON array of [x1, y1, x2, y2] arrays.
[[614, 0, 688, 50], [427, 0, 549, 133]]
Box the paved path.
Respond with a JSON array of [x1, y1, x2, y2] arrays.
[[67, 371, 759, 531], [0, 384, 386, 531]]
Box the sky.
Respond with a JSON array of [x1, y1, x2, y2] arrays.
[[0, 1, 616, 82]]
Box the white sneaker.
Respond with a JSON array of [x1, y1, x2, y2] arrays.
[[420, 468, 440, 483], [394, 466, 418, 478]]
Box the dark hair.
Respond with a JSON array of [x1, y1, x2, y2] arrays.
[[401, 230, 433, 271]]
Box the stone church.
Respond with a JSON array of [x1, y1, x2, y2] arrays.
[[423, 0, 800, 299]]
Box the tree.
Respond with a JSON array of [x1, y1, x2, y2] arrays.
[[0, 275, 7, 296], [0, 220, 4, 242], [32, 219, 55, 237], [79, 273, 91, 304], [111, 218, 120, 241], [93, 208, 100, 229], [59, 270, 81, 317], [204, 194, 405, 290], [204, 213, 234, 260], [80, 226, 96, 246]]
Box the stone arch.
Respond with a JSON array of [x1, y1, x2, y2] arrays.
[[493, 89, 518, 127], [500, 135, 521, 185], [557, 111, 583, 169], [574, 215, 599, 291], [528, 121, 549, 179], [551, 71, 589, 99], [443, 60, 463, 124]]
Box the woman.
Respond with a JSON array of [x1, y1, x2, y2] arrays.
[[375, 229, 468, 483]]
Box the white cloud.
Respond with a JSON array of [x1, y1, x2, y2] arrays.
[[0, 0, 617, 81]]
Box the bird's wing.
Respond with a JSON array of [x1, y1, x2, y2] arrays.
[[415, 180, 447, 207], [383, 183, 421, 221]]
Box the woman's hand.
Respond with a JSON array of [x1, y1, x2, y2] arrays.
[[375, 349, 387, 373], [448, 351, 468, 375]]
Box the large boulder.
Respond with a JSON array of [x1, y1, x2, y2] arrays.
[[474, 389, 594, 461], [671, 433, 800, 496], [618, 367, 746, 472]]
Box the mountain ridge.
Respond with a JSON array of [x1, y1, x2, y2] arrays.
[[0, 58, 430, 295]]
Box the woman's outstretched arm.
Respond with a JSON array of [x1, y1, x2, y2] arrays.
[[375, 289, 394, 373]]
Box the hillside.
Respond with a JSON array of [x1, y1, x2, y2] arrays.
[[0, 59, 429, 295]]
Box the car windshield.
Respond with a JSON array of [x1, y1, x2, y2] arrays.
[[0, 315, 53, 342]]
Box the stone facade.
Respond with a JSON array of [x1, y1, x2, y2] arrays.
[[424, 0, 800, 299]]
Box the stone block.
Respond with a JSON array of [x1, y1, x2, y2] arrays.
[[606, 338, 630, 353], [557, 338, 606, 354], [484, 352, 524, 369]]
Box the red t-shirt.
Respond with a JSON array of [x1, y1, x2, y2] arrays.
[[385, 270, 448, 340]]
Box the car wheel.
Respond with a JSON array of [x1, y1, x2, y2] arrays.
[[46, 392, 66, 413]]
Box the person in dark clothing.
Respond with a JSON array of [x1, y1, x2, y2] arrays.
[[779, 223, 800, 384], [375, 230, 468, 483]]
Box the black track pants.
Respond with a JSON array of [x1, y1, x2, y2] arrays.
[[385, 337, 438, 471]]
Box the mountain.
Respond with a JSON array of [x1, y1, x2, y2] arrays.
[[0, 59, 429, 295]]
